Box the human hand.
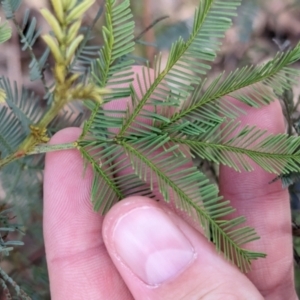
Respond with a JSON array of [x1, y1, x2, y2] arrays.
[[44, 67, 298, 299]]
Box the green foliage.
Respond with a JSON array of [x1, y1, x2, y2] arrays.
[[0, 0, 300, 296], [77, 0, 300, 273], [0, 19, 11, 44], [78, 0, 300, 273], [2, 0, 49, 92], [1, 0, 21, 20]]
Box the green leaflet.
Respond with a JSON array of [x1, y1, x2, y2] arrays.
[[1, 0, 22, 20], [171, 120, 300, 174], [0, 19, 11, 43], [0, 107, 25, 158], [0, 77, 42, 133]]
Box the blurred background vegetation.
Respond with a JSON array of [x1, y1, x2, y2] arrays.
[[0, 0, 300, 298]]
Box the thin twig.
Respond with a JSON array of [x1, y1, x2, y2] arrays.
[[293, 221, 300, 237], [27, 142, 77, 155], [0, 267, 31, 300], [134, 15, 169, 42], [292, 221, 300, 268], [142, 0, 156, 66], [282, 93, 293, 136], [294, 247, 300, 268], [0, 278, 12, 300]]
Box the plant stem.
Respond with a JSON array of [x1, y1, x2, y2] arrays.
[[0, 93, 70, 169], [0, 266, 31, 299], [27, 142, 78, 155], [0, 151, 25, 169]]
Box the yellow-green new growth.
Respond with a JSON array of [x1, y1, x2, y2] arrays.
[[41, 34, 64, 64], [0, 0, 106, 169], [0, 18, 11, 44], [39, 0, 109, 131], [42, 0, 95, 74], [62, 0, 77, 11], [40, 0, 107, 105], [66, 19, 82, 44], [40, 9, 64, 42], [51, 0, 64, 24], [66, 0, 95, 23], [66, 35, 84, 64], [0, 89, 6, 103]]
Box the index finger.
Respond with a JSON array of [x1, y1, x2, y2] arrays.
[[219, 100, 297, 299]]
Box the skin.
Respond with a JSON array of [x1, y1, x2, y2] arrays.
[[43, 67, 298, 299]]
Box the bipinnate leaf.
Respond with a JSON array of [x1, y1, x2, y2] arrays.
[[163, 45, 300, 135], [78, 0, 300, 273], [172, 120, 300, 174], [2, 0, 299, 276], [118, 0, 242, 136]]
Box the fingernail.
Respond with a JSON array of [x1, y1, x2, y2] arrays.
[[112, 206, 195, 286]]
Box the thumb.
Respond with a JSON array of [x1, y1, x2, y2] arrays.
[[102, 197, 263, 300]]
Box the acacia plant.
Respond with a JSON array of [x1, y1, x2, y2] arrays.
[[1, 0, 300, 296]]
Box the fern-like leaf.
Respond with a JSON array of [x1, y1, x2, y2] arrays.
[[91, 0, 135, 92], [29, 47, 50, 82], [0, 107, 25, 158], [119, 135, 265, 271], [0, 77, 42, 134], [80, 0, 136, 206], [19, 9, 42, 51], [82, 0, 135, 138], [18, 8, 50, 88], [1, 0, 21, 20], [79, 137, 156, 213], [79, 0, 269, 271], [172, 120, 300, 174], [80, 129, 265, 270], [118, 0, 241, 136], [2, 3, 49, 91], [162, 45, 300, 136]]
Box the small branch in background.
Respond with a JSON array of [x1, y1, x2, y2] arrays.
[[272, 38, 294, 136], [293, 221, 300, 237], [293, 95, 300, 115], [281, 90, 293, 136], [142, 0, 155, 66], [137, 4, 168, 66], [0, 267, 31, 300], [0, 278, 11, 300], [294, 247, 300, 268], [134, 15, 169, 42], [293, 222, 300, 268]]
